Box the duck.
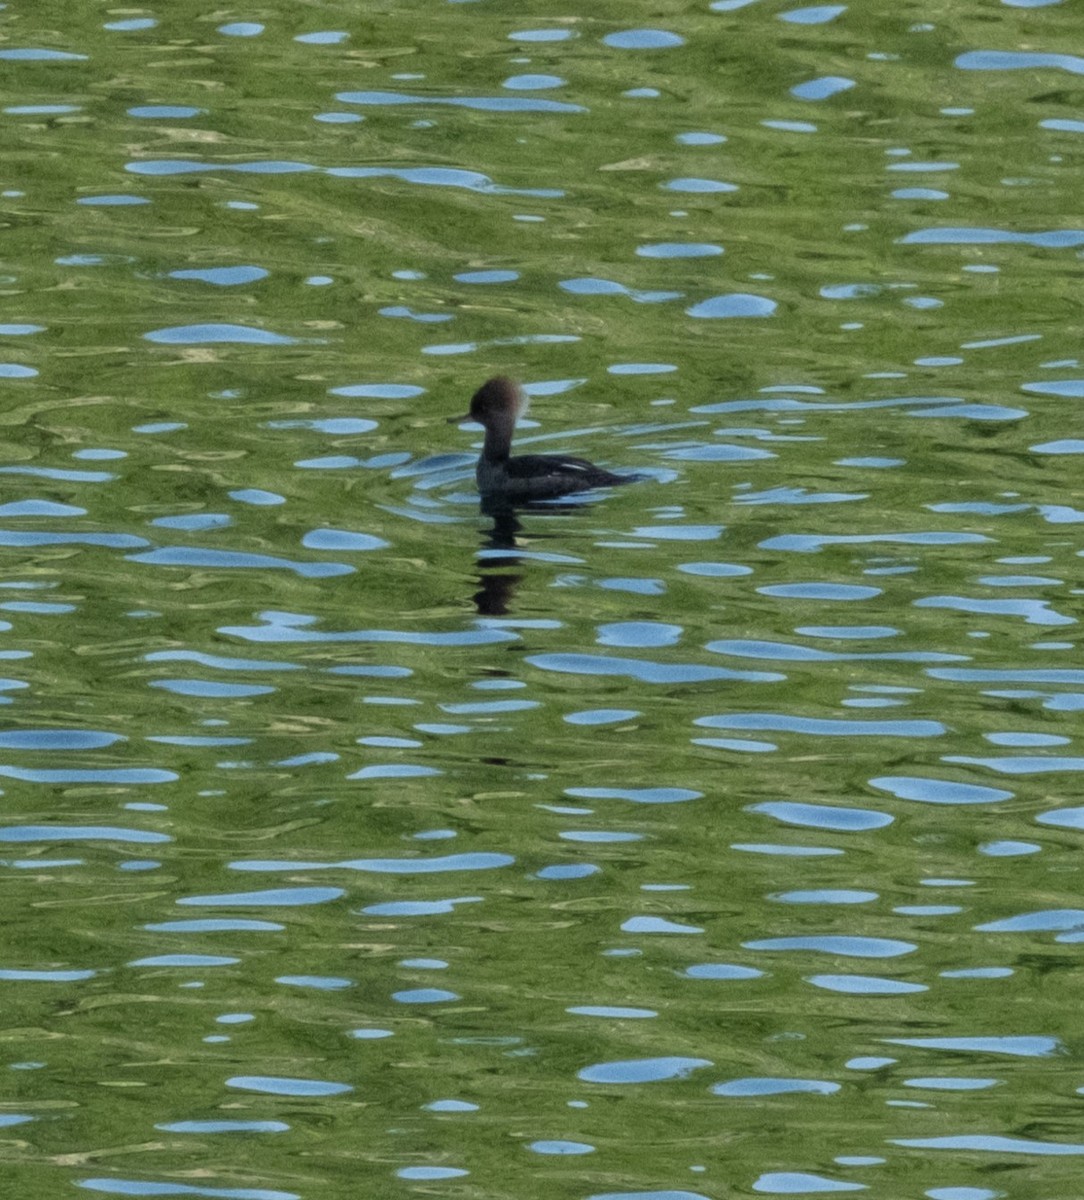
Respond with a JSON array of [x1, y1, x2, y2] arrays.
[[449, 376, 641, 503]]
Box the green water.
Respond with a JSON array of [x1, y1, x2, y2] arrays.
[[1, 2, 1083, 1197]]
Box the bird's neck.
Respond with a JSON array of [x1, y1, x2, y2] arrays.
[[481, 413, 516, 462]]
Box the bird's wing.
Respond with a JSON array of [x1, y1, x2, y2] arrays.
[[503, 453, 601, 478]]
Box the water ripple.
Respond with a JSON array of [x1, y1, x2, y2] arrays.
[[221, 613, 516, 646], [0, 48, 88, 61], [698, 714, 945, 738], [0, 967, 97, 982], [885, 1035, 1061, 1056], [79, 1181, 298, 1200], [578, 1057, 712, 1084], [561, 276, 683, 304], [713, 1077, 839, 1096], [144, 650, 301, 673], [130, 546, 352, 578], [870, 776, 1013, 804], [792, 75, 855, 100], [900, 226, 1084, 247], [946, 755, 1084, 775], [753, 1171, 865, 1192], [128, 158, 565, 197], [915, 595, 1074, 626], [527, 652, 784, 684], [894, 1133, 1084, 1154], [706, 638, 965, 665], [779, 5, 847, 23], [144, 324, 298, 345], [808, 975, 927, 995], [0, 729, 122, 750], [0, 825, 170, 844], [0, 766, 176, 785], [686, 293, 776, 318], [956, 49, 1084, 75], [157, 1120, 289, 1134], [227, 1075, 352, 1096], [750, 802, 892, 831], [231, 853, 513, 874], [975, 909, 1084, 934], [178, 887, 343, 906], [587, 1192, 709, 1200], [328, 165, 563, 197], [336, 89, 585, 114], [761, 530, 992, 551], [745, 936, 916, 957], [567, 786, 700, 805], [146, 919, 283, 933], [0, 530, 145, 548]]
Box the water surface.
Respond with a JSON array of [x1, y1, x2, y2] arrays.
[[1, 1, 1081, 1197]]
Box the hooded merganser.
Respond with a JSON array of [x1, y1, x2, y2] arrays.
[[449, 376, 641, 503]]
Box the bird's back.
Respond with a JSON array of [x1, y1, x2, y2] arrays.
[[479, 451, 637, 501]]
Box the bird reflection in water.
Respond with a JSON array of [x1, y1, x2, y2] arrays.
[[473, 495, 592, 616]]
